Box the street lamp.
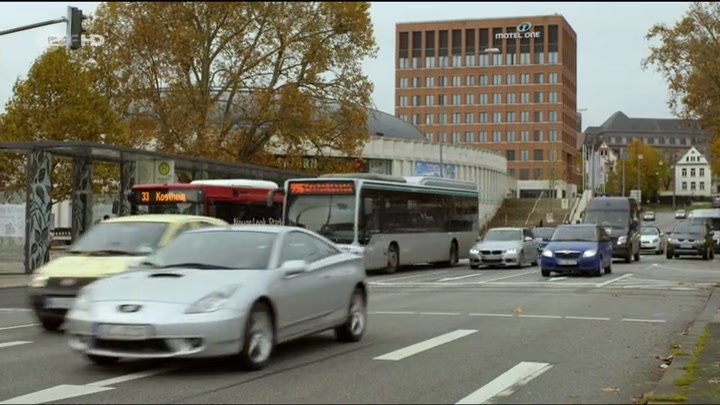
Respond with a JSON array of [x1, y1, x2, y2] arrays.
[[637, 153, 643, 202]]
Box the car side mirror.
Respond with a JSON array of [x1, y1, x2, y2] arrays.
[[280, 260, 308, 277]]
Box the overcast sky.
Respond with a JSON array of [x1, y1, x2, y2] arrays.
[[0, 1, 691, 129]]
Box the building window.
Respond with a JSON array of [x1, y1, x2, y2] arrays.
[[506, 150, 516, 161], [439, 56, 449, 68], [439, 113, 447, 125], [399, 58, 409, 69], [465, 112, 474, 124], [507, 131, 516, 142], [412, 77, 421, 88], [521, 131, 530, 142], [466, 75, 476, 86], [549, 91, 558, 103], [426, 95, 434, 106], [521, 92, 530, 103], [492, 53, 502, 66], [412, 95, 420, 106], [452, 76, 462, 87], [480, 75, 489, 85], [453, 94, 461, 105], [479, 93, 488, 105], [535, 52, 545, 64], [549, 130, 558, 142], [682, 168, 687, 177], [507, 74, 516, 85], [534, 111, 544, 122], [700, 168, 705, 177], [425, 114, 434, 125], [412, 114, 420, 125], [549, 111, 558, 122], [534, 149, 544, 161], [465, 131, 475, 142], [441, 132, 448, 143], [520, 74, 530, 84], [399, 96, 408, 106], [479, 53, 489, 67], [682, 181, 687, 190], [535, 73, 544, 84], [507, 112, 516, 123], [520, 52, 530, 65], [479, 112, 488, 123], [399, 78, 408, 88], [549, 150, 557, 162], [691, 168, 696, 177], [506, 52, 516, 65], [466, 94, 475, 105], [426, 77, 435, 87], [549, 73, 558, 83], [691, 181, 697, 191], [700, 181, 706, 190], [549, 51, 559, 64], [533, 168, 542, 179], [479, 131, 488, 143], [521, 150, 529, 161], [493, 93, 503, 104], [466, 54, 475, 67], [493, 131, 501, 143], [425, 56, 435, 69], [452, 112, 461, 124], [398, 114, 408, 122], [534, 130, 543, 142], [534, 92, 544, 103], [493, 74, 502, 85], [438, 95, 447, 105], [412, 57, 420, 69], [452, 55, 462, 68], [521, 112, 530, 123], [508, 168, 516, 177], [507, 93, 516, 104], [452, 131, 460, 143], [493, 112, 502, 123]]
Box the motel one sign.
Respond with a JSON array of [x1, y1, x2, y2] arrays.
[[494, 22, 541, 39]]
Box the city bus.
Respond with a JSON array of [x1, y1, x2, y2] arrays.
[[125, 179, 284, 224], [282, 173, 480, 273]]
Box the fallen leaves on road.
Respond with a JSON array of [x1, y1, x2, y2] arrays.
[[603, 387, 621, 393], [513, 307, 523, 315], [708, 377, 720, 384]]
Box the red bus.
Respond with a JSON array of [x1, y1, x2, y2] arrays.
[[128, 179, 284, 224]]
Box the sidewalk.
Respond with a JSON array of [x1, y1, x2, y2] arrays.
[[647, 288, 720, 404], [0, 274, 30, 289]]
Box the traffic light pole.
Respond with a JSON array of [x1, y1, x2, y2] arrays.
[[0, 17, 67, 37]]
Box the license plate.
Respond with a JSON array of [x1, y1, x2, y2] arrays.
[[44, 297, 74, 309], [95, 324, 149, 340], [681, 244, 693, 249], [557, 259, 577, 266]]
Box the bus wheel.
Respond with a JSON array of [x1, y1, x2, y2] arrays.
[[385, 244, 399, 274]]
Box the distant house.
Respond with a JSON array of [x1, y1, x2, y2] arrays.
[[674, 147, 713, 197]]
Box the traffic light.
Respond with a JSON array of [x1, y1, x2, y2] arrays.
[[66, 6, 86, 50]]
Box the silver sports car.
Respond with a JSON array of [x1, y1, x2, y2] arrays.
[[65, 225, 368, 370]]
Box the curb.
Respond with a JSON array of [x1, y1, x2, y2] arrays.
[[648, 286, 720, 403]]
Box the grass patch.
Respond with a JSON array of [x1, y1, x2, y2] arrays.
[[650, 394, 687, 403]]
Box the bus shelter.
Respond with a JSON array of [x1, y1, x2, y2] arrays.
[[0, 141, 304, 274]]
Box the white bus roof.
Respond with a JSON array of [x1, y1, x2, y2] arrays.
[[304, 173, 478, 193], [190, 179, 279, 189]]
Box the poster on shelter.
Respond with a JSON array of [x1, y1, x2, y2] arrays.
[[0, 204, 25, 238], [413, 161, 457, 179]]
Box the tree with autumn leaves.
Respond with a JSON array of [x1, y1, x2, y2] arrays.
[[603, 140, 671, 200], [0, 2, 378, 199], [643, 1, 720, 176]]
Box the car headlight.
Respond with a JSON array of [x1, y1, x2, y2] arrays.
[[652, 239, 658, 243], [617, 236, 627, 245], [582, 250, 597, 258], [185, 285, 239, 314], [541, 249, 554, 258], [29, 274, 48, 288], [506, 248, 518, 255], [469, 248, 479, 254]]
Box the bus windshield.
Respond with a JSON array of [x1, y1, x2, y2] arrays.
[[583, 210, 629, 229], [284, 194, 356, 244]]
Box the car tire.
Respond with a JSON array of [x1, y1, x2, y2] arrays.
[[39, 317, 63, 332], [385, 244, 399, 274], [625, 250, 632, 263], [541, 269, 550, 277], [666, 250, 673, 259], [86, 354, 119, 367], [470, 264, 479, 270], [335, 288, 367, 343], [237, 302, 275, 371], [702, 249, 710, 261], [634, 248, 640, 262]]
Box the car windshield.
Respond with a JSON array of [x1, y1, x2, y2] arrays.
[[641, 227, 659, 236], [284, 195, 355, 244], [673, 223, 706, 235], [552, 227, 597, 242], [143, 230, 276, 269], [532, 227, 555, 239], [484, 229, 521, 241], [68, 222, 168, 255], [583, 210, 628, 229]]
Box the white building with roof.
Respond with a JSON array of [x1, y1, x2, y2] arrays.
[[674, 146, 713, 197]]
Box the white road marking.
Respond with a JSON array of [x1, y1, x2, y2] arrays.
[[595, 273, 634, 288], [455, 361, 553, 404], [439, 273, 486, 282], [0, 308, 32, 312], [370, 311, 416, 315], [621, 318, 667, 323], [373, 329, 477, 361], [88, 369, 168, 387], [477, 270, 537, 284], [374, 270, 452, 282], [0, 323, 38, 331], [518, 315, 562, 319], [468, 313, 513, 318], [548, 277, 568, 282], [418, 312, 461, 316], [0, 341, 32, 348], [0, 385, 113, 404], [564, 316, 610, 321]]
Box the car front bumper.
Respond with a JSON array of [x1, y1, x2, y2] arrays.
[[469, 251, 521, 267], [640, 240, 661, 252], [667, 243, 709, 257], [65, 302, 244, 359]]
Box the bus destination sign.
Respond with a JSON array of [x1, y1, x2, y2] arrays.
[[133, 189, 200, 204], [289, 182, 355, 195]]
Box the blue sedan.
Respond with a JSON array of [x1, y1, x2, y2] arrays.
[[540, 224, 613, 277]]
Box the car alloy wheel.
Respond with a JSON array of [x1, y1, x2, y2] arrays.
[[247, 310, 273, 365]]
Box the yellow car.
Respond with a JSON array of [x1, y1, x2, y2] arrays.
[[27, 214, 228, 331]]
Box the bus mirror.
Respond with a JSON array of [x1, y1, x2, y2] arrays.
[[112, 201, 119, 214]]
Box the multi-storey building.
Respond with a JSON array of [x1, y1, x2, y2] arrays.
[[395, 15, 579, 198]]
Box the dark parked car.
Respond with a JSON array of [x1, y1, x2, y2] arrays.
[[666, 221, 715, 260], [532, 227, 556, 252]]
